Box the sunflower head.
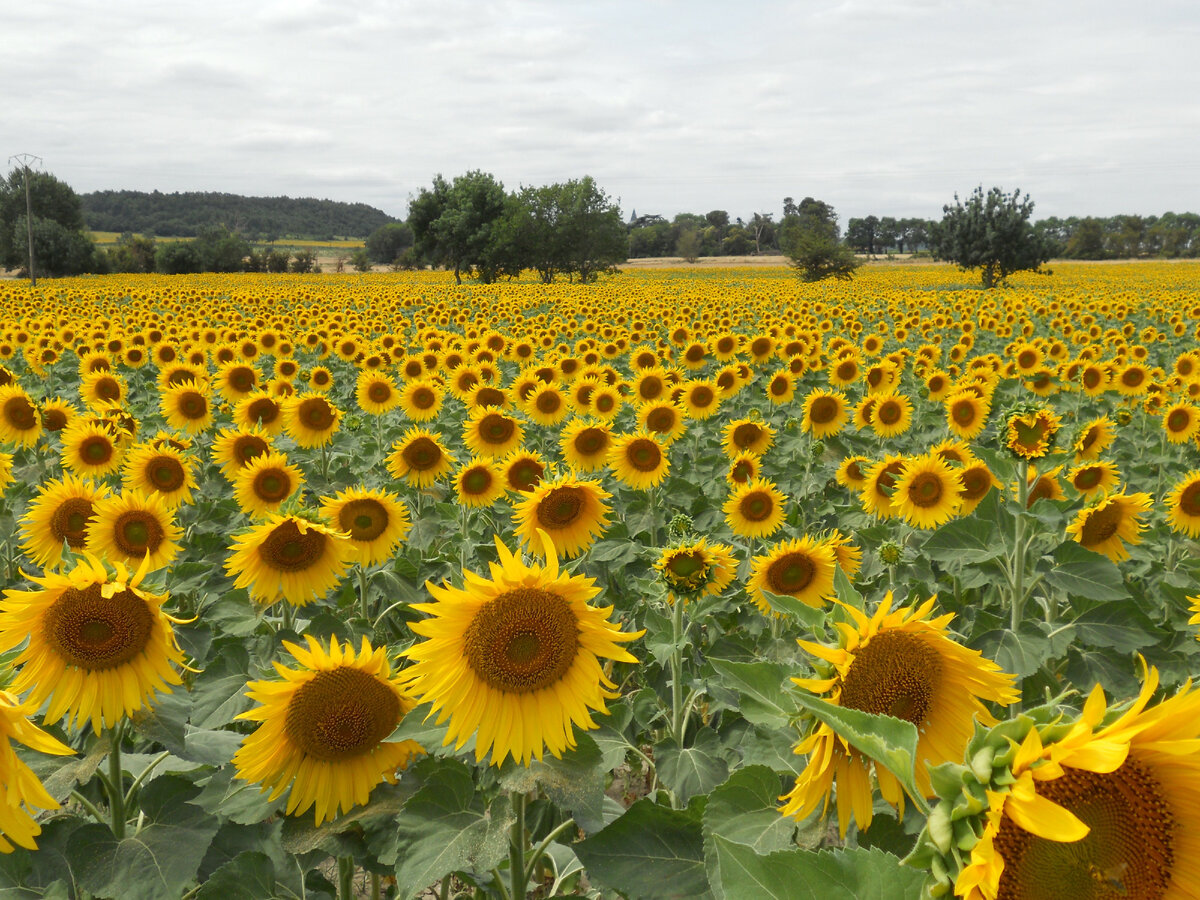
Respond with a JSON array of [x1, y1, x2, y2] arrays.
[[654, 537, 737, 598], [226, 514, 355, 607], [512, 472, 611, 559], [1002, 402, 1062, 460]]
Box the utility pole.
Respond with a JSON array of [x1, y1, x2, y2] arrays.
[[8, 153, 42, 286]]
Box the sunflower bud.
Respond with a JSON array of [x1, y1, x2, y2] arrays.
[[878, 540, 903, 565]]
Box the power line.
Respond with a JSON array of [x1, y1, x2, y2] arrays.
[[7, 153, 42, 287]]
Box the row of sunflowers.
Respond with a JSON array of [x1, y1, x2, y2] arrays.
[[0, 262, 1198, 899]]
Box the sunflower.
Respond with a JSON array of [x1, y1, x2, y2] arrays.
[[632, 368, 669, 403], [85, 489, 182, 572], [588, 384, 623, 420], [211, 426, 275, 482], [870, 391, 912, 438], [946, 391, 991, 440], [637, 400, 687, 446], [232, 635, 422, 825], [226, 514, 355, 607], [398, 378, 444, 422], [215, 361, 259, 401], [959, 460, 1002, 515], [747, 536, 837, 616], [459, 407, 522, 459], [1166, 471, 1200, 538], [765, 370, 796, 404], [39, 397, 77, 434], [723, 478, 787, 539], [453, 458, 507, 508], [1004, 406, 1062, 460], [308, 365, 334, 392], [859, 455, 907, 519], [1162, 401, 1200, 444], [386, 427, 454, 488], [19, 474, 108, 569], [0, 451, 10, 492], [160, 379, 214, 433], [559, 419, 614, 472], [0, 554, 187, 734], [835, 455, 872, 491], [234, 391, 286, 435], [722, 418, 775, 458], [1066, 490, 1153, 562], [654, 537, 738, 598], [518, 383, 567, 427], [502, 450, 545, 494], [727, 450, 760, 486], [79, 369, 126, 408], [824, 529, 862, 577], [234, 451, 304, 519], [891, 454, 964, 529], [354, 371, 400, 416], [58, 420, 122, 479], [402, 530, 642, 765], [608, 432, 670, 491], [0, 385, 42, 448], [0, 691, 75, 853], [1067, 460, 1121, 500], [1025, 464, 1067, 507], [781, 592, 1017, 837], [284, 393, 341, 448], [680, 379, 721, 420], [801, 389, 849, 439], [947, 666, 1200, 900], [512, 472, 611, 559], [121, 442, 197, 507]]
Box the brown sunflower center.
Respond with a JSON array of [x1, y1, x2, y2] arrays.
[[4, 395, 37, 430], [638, 376, 664, 401], [338, 499, 389, 541], [766, 551, 815, 595], [952, 399, 978, 424], [645, 407, 677, 434], [809, 396, 839, 424], [259, 520, 328, 572], [733, 423, 763, 448], [177, 391, 207, 419], [626, 439, 662, 472], [690, 386, 715, 408], [1122, 368, 1145, 387], [463, 588, 579, 694], [1166, 409, 1192, 433], [51, 497, 95, 547], [462, 466, 495, 495], [253, 468, 292, 502], [95, 377, 122, 400], [536, 390, 562, 413], [1178, 482, 1200, 517], [594, 393, 616, 413], [228, 366, 256, 392], [574, 428, 608, 456], [284, 666, 401, 761], [474, 387, 504, 409], [838, 631, 942, 723], [960, 466, 993, 502], [42, 406, 68, 431], [769, 376, 790, 396], [402, 437, 441, 471], [299, 398, 336, 431], [836, 361, 857, 381], [81, 434, 115, 465], [149, 457, 186, 492], [739, 490, 774, 522], [751, 337, 771, 357], [876, 400, 902, 425], [844, 461, 864, 482], [411, 386, 436, 409], [368, 382, 392, 403], [730, 460, 754, 482], [233, 435, 269, 466], [536, 486, 586, 528], [993, 759, 1174, 900], [907, 472, 945, 508], [1080, 504, 1122, 545], [246, 398, 280, 425], [1074, 467, 1103, 490], [43, 584, 155, 670], [1017, 349, 1039, 369], [873, 462, 905, 497], [113, 510, 165, 556], [479, 413, 515, 445], [507, 459, 544, 493]]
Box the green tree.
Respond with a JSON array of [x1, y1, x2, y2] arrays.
[[676, 228, 700, 263], [155, 241, 201, 274], [408, 171, 508, 284], [846, 216, 879, 255], [350, 248, 372, 272], [192, 225, 249, 272], [1, 168, 96, 276], [364, 222, 414, 265], [554, 177, 626, 282], [779, 197, 860, 282], [932, 186, 1053, 288], [290, 248, 317, 273]]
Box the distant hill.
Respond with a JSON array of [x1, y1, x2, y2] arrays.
[[81, 190, 397, 240]]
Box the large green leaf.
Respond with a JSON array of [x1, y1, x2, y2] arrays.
[[974, 620, 1056, 678], [1045, 542, 1129, 601], [702, 766, 796, 855], [922, 516, 1002, 565], [195, 852, 277, 900], [498, 734, 607, 833], [658, 730, 730, 806], [709, 658, 795, 729], [709, 836, 924, 899], [574, 798, 713, 900], [758, 588, 828, 628]]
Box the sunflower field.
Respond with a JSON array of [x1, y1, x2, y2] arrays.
[[0, 262, 1199, 900]]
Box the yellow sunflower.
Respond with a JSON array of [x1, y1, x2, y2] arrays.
[[0, 691, 74, 853], [559, 419, 613, 472], [945, 391, 991, 441], [355, 371, 401, 416], [211, 426, 275, 482], [722, 418, 775, 458], [234, 391, 285, 435], [121, 442, 197, 508], [802, 389, 849, 439], [860, 455, 908, 519], [318, 487, 410, 565], [398, 378, 444, 422], [637, 400, 688, 446], [0, 554, 188, 734], [1024, 464, 1067, 507], [654, 537, 738, 598], [1065, 490, 1153, 562], [233, 635, 423, 825], [160, 379, 214, 433], [607, 431, 670, 491], [727, 450, 760, 486], [723, 478, 787, 539], [38, 397, 77, 434], [835, 455, 872, 491], [512, 472, 611, 559], [891, 454, 964, 529], [1067, 461, 1121, 500], [19, 474, 109, 569], [765, 370, 796, 404], [1166, 471, 1200, 538], [748, 536, 837, 615], [589, 384, 623, 420], [79, 369, 126, 409], [523, 383, 571, 427], [463, 407, 524, 459], [226, 514, 355, 607], [1162, 401, 1200, 444], [386, 427, 454, 488], [680, 379, 721, 420], [781, 592, 1017, 837], [502, 450, 546, 494], [0, 385, 42, 448], [60, 420, 124, 479], [871, 391, 913, 438], [215, 360, 259, 402], [1004, 406, 1062, 460], [959, 460, 1002, 515], [85, 489, 182, 572], [1073, 416, 1116, 461], [284, 393, 341, 448], [234, 451, 305, 519], [401, 530, 642, 765]]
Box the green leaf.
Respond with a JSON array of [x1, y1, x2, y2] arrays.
[[702, 766, 796, 854], [658, 730, 730, 806], [189, 644, 254, 730], [191, 765, 281, 826], [758, 589, 828, 628], [66, 776, 220, 900], [386, 759, 513, 899], [790, 692, 922, 808], [832, 567, 863, 610], [922, 517, 1002, 565], [1071, 601, 1163, 653], [498, 734, 607, 834], [974, 622, 1052, 678], [710, 659, 795, 730], [1045, 541, 1129, 601], [574, 798, 713, 900], [709, 837, 923, 900], [195, 852, 277, 900]]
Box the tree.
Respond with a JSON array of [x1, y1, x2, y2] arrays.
[[748, 213, 774, 254], [156, 241, 201, 274], [503, 177, 626, 282], [192, 225, 249, 272], [408, 171, 508, 284], [779, 198, 860, 282], [364, 222, 414, 265], [931, 186, 1054, 288], [676, 228, 700, 263], [846, 216, 879, 255], [1, 168, 95, 276]]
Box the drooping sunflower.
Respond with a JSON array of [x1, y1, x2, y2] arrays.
[[121, 442, 197, 508], [654, 537, 738, 599], [0, 691, 74, 853], [1024, 464, 1067, 507], [723, 478, 787, 539], [234, 391, 286, 435], [232, 635, 423, 825], [1166, 471, 1200, 538], [801, 389, 849, 439], [859, 455, 908, 519], [747, 536, 837, 616], [226, 514, 355, 607], [60, 420, 124, 479], [211, 426, 274, 482], [722, 418, 775, 458], [1073, 415, 1116, 461], [958, 459, 1002, 515], [0, 385, 42, 448], [945, 391, 991, 441], [1067, 460, 1121, 500], [607, 431, 670, 491], [84, 489, 182, 572], [1065, 490, 1153, 562], [284, 393, 341, 448], [19, 474, 109, 569], [559, 419, 613, 472], [637, 400, 688, 446], [824, 529, 862, 578], [1003, 405, 1062, 460], [234, 451, 304, 519], [401, 530, 642, 765], [891, 454, 964, 529], [945, 666, 1200, 900], [160, 379, 214, 433], [0, 554, 188, 734], [386, 427, 454, 488], [512, 472, 611, 559], [727, 450, 760, 486], [871, 391, 913, 438], [781, 593, 1017, 837], [502, 450, 545, 494]]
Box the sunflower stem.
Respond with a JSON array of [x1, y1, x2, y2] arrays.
[[320, 442, 330, 482], [68, 789, 107, 825], [524, 817, 576, 885], [437, 872, 451, 900], [124, 750, 171, 808], [106, 719, 127, 839], [337, 856, 354, 900], [359, 565, 372, 621], [508, 791, 527, 900], [1010, 460, 1030, 639], [670, 594, 688, 751]]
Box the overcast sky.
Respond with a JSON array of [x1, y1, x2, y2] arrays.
[[6, 0, 1198, 223]]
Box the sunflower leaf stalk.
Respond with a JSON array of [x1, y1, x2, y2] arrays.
[[1009, 459, 1030, 635], [106, 718, 127, 839], [509, 791, 527, 900]]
